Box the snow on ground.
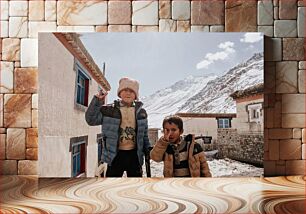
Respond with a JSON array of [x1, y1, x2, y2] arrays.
[[207, 158, 263, 177], [142, 158, 263, 178]]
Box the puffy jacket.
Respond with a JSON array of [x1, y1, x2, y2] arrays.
[[150, 136, 211, 177], [85, 96, 151, 166]]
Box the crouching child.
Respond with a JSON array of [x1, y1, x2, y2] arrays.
[[150, 115, 211, 177]]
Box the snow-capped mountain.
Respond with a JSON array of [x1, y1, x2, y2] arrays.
[[143, 53, 263, 128], [179, 53, 263, 113], [142, 75, 218, 128]]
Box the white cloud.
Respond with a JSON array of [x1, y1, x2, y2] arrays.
[[218, 41, 234, 49], [196, 41, 236, 70], [196, 60, 212, 69], [240, 33, 263, 43]]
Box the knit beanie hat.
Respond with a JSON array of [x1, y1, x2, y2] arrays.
[[117, 77, 139, 99]]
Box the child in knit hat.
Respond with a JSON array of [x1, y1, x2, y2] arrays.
[[150, 115, 211, 177], [86, 77, 151, 177]]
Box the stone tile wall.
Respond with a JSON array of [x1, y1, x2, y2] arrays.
[[0, 0, 305, 176]]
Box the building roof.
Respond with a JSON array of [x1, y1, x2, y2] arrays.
[[230, 83, 263, 100], [54, 33, 111, 91], [176, 113, 236, 118]]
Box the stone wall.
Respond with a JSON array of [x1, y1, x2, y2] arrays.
[[238, 134, 264, 166], [217, 129, 264, 166], [0, 0, 305, 176], [216, 128, 238, 159]]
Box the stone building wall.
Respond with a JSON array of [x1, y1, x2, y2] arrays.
[[237, 134, 264, 166], [217, 129, 264, 166], [216, 128, 238, 159], [0, 0, 305, 176]]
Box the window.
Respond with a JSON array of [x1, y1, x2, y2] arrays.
[[217, 118, 231, 128], [72, 144, 82, 177], [70, 136, 88, 177], [75, 61, 90, 107], [252, 109, 259, 119], [247, 103, 262, 123]]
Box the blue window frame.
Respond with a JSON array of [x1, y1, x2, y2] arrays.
[[77, 73, 86, 105], [72, 144, 81, 177], [75, 62, 90, 107], [70, 136, 87, 177], [217, 118, 231, 128]]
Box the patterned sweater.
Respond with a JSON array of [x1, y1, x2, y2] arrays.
[[118, 104, 136, 150]]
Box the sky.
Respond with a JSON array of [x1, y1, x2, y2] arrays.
[[80, 33, 263, 101]]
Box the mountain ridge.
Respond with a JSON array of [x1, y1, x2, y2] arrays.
[[142, 52, 264, 128]]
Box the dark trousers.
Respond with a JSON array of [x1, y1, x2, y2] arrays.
[[106, 149, 142, 177]]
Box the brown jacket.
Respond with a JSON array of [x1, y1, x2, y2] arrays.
[[150, 136, 212, 177]]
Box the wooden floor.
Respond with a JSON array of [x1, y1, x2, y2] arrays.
[[0, 176, 305, 213]]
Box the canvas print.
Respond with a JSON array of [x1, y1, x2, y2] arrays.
[[38, 32, 264, 178]]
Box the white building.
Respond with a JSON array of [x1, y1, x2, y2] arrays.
[[175, 113, 237, 140], [38, 33, 111, 177], [230, 83, 264, 134]]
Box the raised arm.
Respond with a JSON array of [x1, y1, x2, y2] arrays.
[[85, 96, 103, 126], [85, 92, 106, 126], [150, 137, 169, 162]]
